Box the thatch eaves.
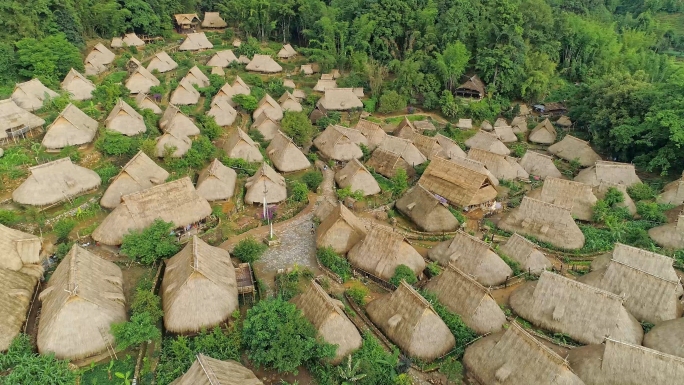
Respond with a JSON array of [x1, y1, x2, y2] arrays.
[[548, 135, 601, 167], [266, 131, 310, 172], [196, 159, 237, 202], [0, 224, 42, 272], [182, 66, 210, 88], [529, 118, 557, 144], [414, 120, 436, 131], [411, 134, 443, 160], [160, 104, 200, 137], [201, 12, 227, 28], [536, 177, 597, 221], [366, 148, 413, 179], [0, 98, 45, 139], [519, 151, 562, 180], [434, 134, 467, 159], [395, 184, 459, 233], [244, 162, 287, 204], [494, 125, 518, 143], [455, 75, 485, 99], [212, 83, 235, 107], [253, 94, 283, 121], [251, 113, 280, 141], [12, 158, 100, 206], [101, 151, 168, 209], [418, 156, 498, 208], [498, 233, 551, 274], [207, 98, 237, 126], [313, 79, 338, 92], [135, 93, 162, 114], [457, 119, 473, 129], [231, 75, 250, 95], [61, 69, 95, 101], [316, 202, 366, 254], [575, 161, 642, 188], [334, 158, 380, 196], [211, 66, 224, 76], [147, 51, 178, 73], [179, 33, 213, 51], [480, 120, 493, 131], [378, 135, 426, 167], [300, 64, 314, 75], [355, 119, 387, 150], [42, 104, 98, 150], [556, 115, 572, 127], [123, 33, 145, 46], [126, 65, 160, 94], [467, 148, 528, 181], [105, 99, 146, 136], [314, 125, 368, 161], [279, 91, 302, 112], [12, 79, 58, 111], [170, 78, 201, 105], [658, 173, 684, 205], [644, 317, 684, 359], [246, 54, 282, 73], [0, 268, 38, 351], [223, 128, 263, 162], [170, 354, 263, 385], [174, 13, 200, 26], [511, 115, 527, 134], [465, 130, 511, 156], [317, 88, 363, 110], [393, 117, 416, 139], [155, 131, 192, 158], [84, 43, 115, 75], [277, 44, 297, 59]]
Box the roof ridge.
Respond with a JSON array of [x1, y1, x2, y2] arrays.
[[564, 135, 589, 144], [614, 243, 674, 263], [446, 263, 489, 295], [541, 271, 624, 302], [399, 281, 432, 309], [29, 157, 72, 171], [605, 338, 684, 363], [609, 259, 680, 284], [509, 322, 571, 368], [521, 196, 571, 213], [525, 150, 553, 160]]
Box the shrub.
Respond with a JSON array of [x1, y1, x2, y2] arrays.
[[111, 312, 161, 350], [363, 98, 377, 113], [120, 219, 180, 265], [426, 262, 441, 277], [131, 288, 163, 323], [390, 168, 408, 197], [281, 111, 316, 147], [627, 183, 657, 201], [232, 236, 267, 263], [290, 181, 309, 203], [0, 334, 75, 385], [53, 218, 76, 242], [349, 333, 400, 385], [196, 115, 223, 140], [636, 201, 668, 223], [439, 356, 464, 384], [302, 170, 324, 191], [345, 284, 370, 306], [511, 142, 527, 157], [378, 90, 407, 113], [94, 162, 119, 185], [317, 247, 352, 281], [232, 94, 258, 112], [0, 210, 18, 226], [389, 264, 417, 286], [96, 130, 139, 156], [336, 186, 364, 201], [498, 252, 522, 276]]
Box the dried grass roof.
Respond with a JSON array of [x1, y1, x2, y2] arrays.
[[511, 116, 527, 133], [648, 214, 684, 249], [480, 120, 493, 131], [179, 33, 213, 51], [456, 75, 485, 96], [266, 131, 310, 172], [0, 268, 38, 351], [174, 13, 200, 25], [246, 54, 282, 73], [465, 130, 511, 156], [378, 135, 426, 166], [170, 354, 263, 385], [101, 151, 169, 208], [277, 43, 297, 58], [366, 148, 412, 179], [147, 51, 178, 73], [244, 162, 287, 204], [42, 104, 98, 149], [207, 98, 237, 126], [529, 118, 557, 144], [160, 104, 200, 137], [575, 161, 642, 188], [644, 317, 684, 359], [316, 202, 366, 254], [548, 135, 601, 167], [201, 12, 227, 28], [498, 233, 550, 274], [196, 159, 237, 201], [231, 75, 250, 95], [253, 94, 283, 121], [0, 224, 42, 272], [0, 98, 45, 139], [537, 177, 598, 221], [126, 65, 160, 94], [251, 113, 280, 141], [61, 69, 95, 101], [414, 120, 436, 131], [658, 175, 684, 205], [84, 43, 115, 75], [418, 156, 498, 207], [494, 125, 518, 143], [314, 125, 367, 161], [519, 151, 562, 180], [355, 119, 387, 149], [105, 98, 146, 136], [12, 79, 58, 111], [395, 184, 459, 233], [170, 78, 201, 105], [155, 131, 192, 158], [434, 134, 466, 159], [467, 148, 528, 181], [182, 66, 210, 88], [595, 181, 636, 216], [317, 88, 363, 110], [123, 33, 144, 46], [457, 119, 473, 129], [411, 134, 442, 160], [556, 115, 572, 127], [279, 91, 302, 112], [334, 158, 381, 196], [223, 128, 263, 162]]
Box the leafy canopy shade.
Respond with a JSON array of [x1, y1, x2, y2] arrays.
[[120, 219, 181, 265]]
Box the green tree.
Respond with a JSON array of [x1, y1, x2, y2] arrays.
[[232, 236, 268, 263], [281, 111, 316, 147], [440, 90, 459, 118], [111, 312, 161, 350], [14, 34, 83, 87], [389, 264, 417, 286], [390, 168, 408, 197], [120, 219, 181, 265], [378, 91, 407, 113], [232, 94, 258, 112], [434, 41, 470, 91], [290, 181, 309, 202], [302, 170, 324, 191]]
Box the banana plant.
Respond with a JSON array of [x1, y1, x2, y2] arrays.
[[115, 371, 132, 385], [338, 355, 367, 384]]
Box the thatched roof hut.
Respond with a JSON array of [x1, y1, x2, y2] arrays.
[[12, 79, 58, 111], [182, 66, 210, 88], [42, 104, 98, 150], [348, 225, 425, 281], [196, 159, 237, 202], [455, 75, 485, 99], [644, 317, 684, 358], [378, 135, 426, 167], [530, 177, 598, 221], [283, 79, 296, 89], [223, 128, 263, 162], [125, 66, 160, 94], [160, 104, 200, 137], [179, 33, 213, 51], [575, 161, 642, 188], [266, 131, 310, 172], [238, 55, 250, 64], [277, 44, 297, 59], [37, 245, 125, 360], [251, 113, 280, 141], [314, 125, 367, 161], [424, 264, 505, 334], [278, 91, 302, 112], [301, 64, 314, 75], [519, 151, 562, 180], [174, 13, 200, 29], [135, 93, 162, 114], [313, 79, 338, 92], [498, 197, 585, 250], [658, 173, 684, 205], [147, 51, 178, 73], [246, 54, 282, 73], [548, 135, 601, 167], [114, 33, 144, 47], [0, 224, 42, 273], [366, 281, 455, 361], [480, 120, 493, 131], [494, 125, 517, 143], [355, 119, 386, 150], [0, 98, 45, 139], [434, 134, 467, 159], [510, 271, 643, 345], [314, 196, 337, 223], [335, 158, 380, 196], [498, 233, 551, 274], [393, 117, 416, 139], [84, 43, 115, 75], [464, 323, 585, 385], [649, 214, 684, 249], [457, 119, 472, 129], [212, 83, 236, 107], [13, 158, 100, 206], [529, 118, 557, 144], [100, 151, 168, 209], [494, 118, 508, 128], [170, 354, 262, 385], [162, 236, 238, 333], [231, 76, 250, 95], [170, 79, 201, 105], [511, 116, 527, 134], [418, 157, 498, 208], [61, 69, 95, 101], [593, 243, 680, 281], [467, 148, 528, 181], [0, 268, 38, 351], [155, 131, 192, 157], [244, 163, 287, 204], [411, 134, 443, 160], [465, 131, 511, 156], [396, 185, 459, 233], [92, 177, 211, 245], [556, 115, 572, 128], [201, 12, 227, 28], [366, 148, 413, 179], [208, 99, 237, 126], [447, 155, 501, 186], [253, 94, 283, 121], [316, 202, 366, 254], [414, 120, 436, 132], [105, 99, 146, 136], [428, 231, 512, 286], [317, 88, 363, 110], [211, 66, 224, 76], [568, 338, 684, 385]]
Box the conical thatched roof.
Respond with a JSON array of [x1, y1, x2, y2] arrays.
[[317, 88, 363, 110], [425, 264, 506, 334], [244, 163, 287, 204], [174, 13, 200, 26], [170, 78, 201, 105], [147, 51, 178, 73], [366, 281, 455, 361], [314, 79, 338, 92], [531, 177, 598, 221], [196, 159, 237, 202], [593, 243, 680, 281], [556, 115, 572, 127], [12, 79, 58, 111], [126, 65, 160, 94], [301, 64, 314, 75], [448, 155, 501, 186], [658, 173, 684, 205], [111, 37, 123, 48], [266, 131, 310, 172], [238, 55, 250, 64], [498, 197, 585, 250], [465, 130, 511, 156], [418, 156, 498, 208], [464, 323, 585, 385], [61, 69, 95, 101], [101, 151, 169, 209], [207, 50, 239, 67], [366, 148, 413, 179], [278, 91, 302, 112], [231, 75, 250, 95], [201, 12, 227, 28], [411, 134, 443, 160], [155, 131, 192, 157], [394, 117, 416, 139], [396, 184, 459, 233], [529, 118, 557, 144], [0, 267, 38, 351], [223, 128, 263, 162], [494, 118, 508, 128], [0, 98, 45, 139], [277, 44, 297, 59], [160, 104, 200, 137], [170, 354, 262, 385], [644, 317, 684, 358], [84, 43, 115, 75], [457, 118, 472, 129], [511, 116, 527, 134], [510, 271, 643, 345], [212, 83, 236, 107], [179, 33, 213, 51], [575, 161, 642, 188], [105, 99, 146, 136], [314, 196, 337, 222], [480, 120, 493, 131], [314, 125, 367, 161], [456, 74, 485, 98], [283, 79, 296, 89], [112, 33, 144, 47], [355, 119, 387, 150], [335, 158, 380, 196], [162, 236, 238, 333], [548, 135, 601, 167], [519, 151, 562, 180], [595, 181, 636, 215], [211, 66, 225, 76], [568, 338, 684, 385], [182, 66, 210, 88], [414, 120, 436, 132], [316, 202, 366, 254], [378, 135, 426, 167], [494, 125, 518, 143], [251, 113, 280, 141], [467, 148, 528, 181], [253, 94, 283, 121], [246, 54, 282, 73], [135, 93, 162, 114], [12, 158, 100, 206], [434, 134, 466, 159], [208, 99, 237, 126], [498, 233, 551, 274], [93, 177, 211, 245], [348, 225, 425, 281], [37, 245, 125, 360], [42, 104, 98, 150], [0, 224, 42, 272]]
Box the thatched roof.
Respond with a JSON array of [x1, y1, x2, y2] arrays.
[[101, 151, 169, 209], [244, 163, 287, 204], [414, 120, 436, 131], [111, 37, 123, 48], [393, 117, 415, 139], [84, 43, 115, 75], [455, 119, 473, 131], [366, 281, 455, 361], [92, 177, 211, 245], [179, 33, 213, 51], [253, 94, 283, 121], [13, 158, 100, 206], [223, 128, 263, 162], [418, 156, 498, 208], [465, 130, 511, 156], [316, 202, 366, 254], [575, 161, 642, 188], [42, 104, 98, 150], [529, 118, 557, 144], [211, 66, 225, 76], [105, 99, 146, 136], [321, 73, 334, 80], [396, 184, 459, 233], [464, 323, 584, 385], [196, 159, 237, 202], [455, 75, 485, 98], [518, 103, 530, 116], [494, 118, 508, 128], [511, 116, 527, 134], [411, 134, 443, 160], [556, 115, 572, 127], [231, 75, 250, 95], [135, 93, 162, 114], [314, 196, 337, 222], [348, 225, 425, 281], [277, 43, 297, 59], [266, 131, 310, 172], [38, 245, 125, 360], [595, 181, 636, 215], [649, 215, 684, 249], [494, 126, 518, 143], [467, 148, 528, 181], [434, 134, 466, 159], [313, 79, 338, 92], [499, 233, 550, 274], [644, 317, 684, 358], [658, 173, 684, 205], [510, 271, 643, 345], [301, 64, 314, 75], [162, 236, 238, 333], [112, 33, 144, 47], [317, 88, 363, 110], [170, 78, 201, 105], [246, 54, 282, 73], [366, 148, 413, 179], [201, 12, 227, 28], [533, 177, 598, 221], [126, 65, 160, 94], [174, 13, 200, 25], [279, 91, 302, 112], [378, 135, 426, 166], [180, 66, 209, 89], [147, 51, 178, 73], [568, 338, 684, 385], [12, 79, 58, 111], [353, 87, 364, 97], [212, 82, 235, 105], [448, 155, 501, 186], [0, 267, 38, 351], [233, 38, 242, 47], [160, 104, 200, 137], [480, 120, 493, 131], [314, 125, 367, 161], [170, 354, 262, 385], [548, 135, 601, 167], [334, 158, 381, 196], [519, 151, 562, 180], [155, 131, 192, 157], [283, 79, 296, 89], [251, 113, 280, 141], [425, 264, 505, 334], [0, 98, 45, 139], [0, 224, 42, 273], [208, 99, 237, 126], [498, 197, 585, 250], [355, 119, 387, 150], [61, 69, 95, 101], [594, 243, 680, 281]]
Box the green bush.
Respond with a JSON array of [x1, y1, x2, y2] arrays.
[[363, 98, 377, 113], [0, 334, 75, 385], [336, 186, 364, 201], [317, 247, 352, 281], [120, 219, 180, 265], [232, 94, 258, 112], [281, 111, 316, 147], [96, 130, 140, 156], [53, 218, 76, 242], [94, 162, 119, 185], [378, 90, 407, 114], [131, 287, 163, 323], [636, 201, 668, 223], [345, 284, 370, 306], [111, 311, 161, 350], [498, 252, 522, 276], [196, 115, 223, 140], [349, 333, 400, 385], [290, 181, 309, 202], [302, 170, 324, 191], [389, 264, 417, 286], [627, 183, 657, 201], [0, 210, 18, 226], [391, 168, 409, 197], [232, 236, 268, 263], [426, 262, 442, 277]]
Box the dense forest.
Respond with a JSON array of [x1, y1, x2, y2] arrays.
[[1, 0, 683, 173]]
